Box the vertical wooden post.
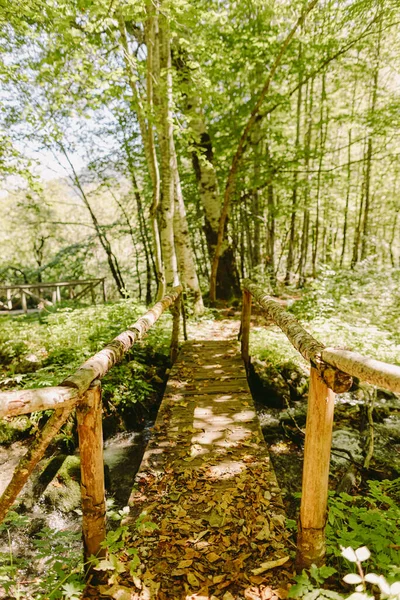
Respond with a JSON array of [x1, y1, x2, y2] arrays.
[[52, 289, 57, 304], [6, 288, 12, 310], [241, 289, 252, 368], [21, 291, 27, 313], [170, 295, 181, 363], [90, 283, 96, 305], [102, 279, 107, 303], [296, 366, 335, 569], [181, 294, 188, 341], [56, 286, 61, 303], [76, 380, 106, 571]]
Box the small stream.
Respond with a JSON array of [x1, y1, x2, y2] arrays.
[[0, 426, 150, 598]]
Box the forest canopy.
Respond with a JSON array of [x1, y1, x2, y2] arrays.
[[0, 0, 399, 305]]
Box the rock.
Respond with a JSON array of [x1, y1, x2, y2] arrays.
[[331, 428, 363, 467], [279, 360, 309, 400], [17, 353, 42, 373], [0, 416, 33, 445], [43, 455, 81, 513], [250, 359, 291, 408]]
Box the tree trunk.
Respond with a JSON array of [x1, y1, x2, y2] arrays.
[[172, 149, 204, 314], [119, 11, 165, 299], [59, 145, 126, 296], [154, 6, 179, 287], [286, 57, 303, 284], [210, 0, 318, 302], [360, 20, 381, 261], [189, 107, 240, 299]]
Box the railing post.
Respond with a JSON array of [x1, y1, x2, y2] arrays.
[[6, 288, 12, 310], [102, 278, 107, 303], [296, 366, 335, 569], [76, 380, 106, 571], [21, 291, 27, 313], [170, 293, 181, 363], [241, 289, 252, 368]]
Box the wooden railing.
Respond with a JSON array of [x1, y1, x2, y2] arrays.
[[0, 286, 182, 571], [240, 279, 400, 569], [0, 278, 106, 312]]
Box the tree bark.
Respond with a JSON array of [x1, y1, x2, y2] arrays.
[[154, 6, 179, 288], [189, 106, 240, 299]]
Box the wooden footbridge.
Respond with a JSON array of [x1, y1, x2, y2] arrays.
[[0, 284, 400, 599]]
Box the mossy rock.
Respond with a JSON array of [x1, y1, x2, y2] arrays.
[[249, 358, 291, 408], [43, 455, 81, 513], [0, 416, 33, 445], [279, 360, 309, 400]]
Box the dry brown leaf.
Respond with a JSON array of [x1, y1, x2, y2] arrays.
[[178, 559, 193, 568], [206, 552, 221, 563], [213, 575, 226, 584], [222, 592, 235, 600], [245, 587, 262, 600], [251, 556, 290, 575], [260, 587, 273, 600], [187, 572, 200, 588]]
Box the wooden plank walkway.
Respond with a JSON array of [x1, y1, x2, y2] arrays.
[[94, 323, 290, 600]]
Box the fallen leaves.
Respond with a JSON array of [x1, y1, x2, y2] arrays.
[[93, 335, 293, 600], [251, 556, 290, 575]]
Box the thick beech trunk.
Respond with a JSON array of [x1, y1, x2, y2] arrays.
[[190, 108, 240, 299]]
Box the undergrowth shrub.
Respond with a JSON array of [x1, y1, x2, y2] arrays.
[[326, 479, 400, 579]]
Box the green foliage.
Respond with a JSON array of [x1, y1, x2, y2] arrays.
[[251, 266, 400, 370], [289, 547, 400, 600], [0, 299, 172, 392], [326, 479, 400, 579], [289, 565, 340, 600], [0, 512, 85, 599]]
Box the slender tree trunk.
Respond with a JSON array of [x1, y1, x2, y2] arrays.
[[120, 127, 155, 305], [154, 5, 179, 287], [172, 149, 204, 314], [286, 57, 303, 284], [298, 78, 314, 287], [209, 0, 319, 302], [352, 139, 367, 268], [59, 145, 126, 295], [312, 72, 328, 277], [361, 19, 381, 260], [265, 143, 276, 286], [119, 11, 165, 299]]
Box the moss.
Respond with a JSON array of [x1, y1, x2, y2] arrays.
[[43, 455, 81, 513], [0, 416, 32, 445]]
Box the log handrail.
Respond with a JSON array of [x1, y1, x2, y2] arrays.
[[0, 285, 183, 567], [0, 278, 105, 290], [240, 279, 400, 570], [0, 278, 107, 312]]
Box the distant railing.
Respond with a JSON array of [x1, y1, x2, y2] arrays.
[[0, 278, 106, 313], [240, 279, 400, 569], [0, 286, 182, 572]]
